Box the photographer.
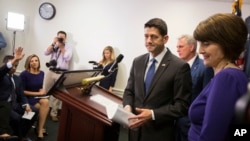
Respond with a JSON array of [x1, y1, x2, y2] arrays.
[[44, 31, 72, 122]]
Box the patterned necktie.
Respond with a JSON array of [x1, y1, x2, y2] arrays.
[[9, 74, 17, 108], [145, 58, 156, 94]]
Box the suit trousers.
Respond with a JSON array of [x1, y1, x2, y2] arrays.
[[10, 104, 37, 140], [0, 101, 12, 135]]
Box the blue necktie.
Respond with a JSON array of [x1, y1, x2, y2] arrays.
[[145, 58, 156, 94]]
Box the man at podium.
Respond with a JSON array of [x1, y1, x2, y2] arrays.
[[123, 18, 192, 141]]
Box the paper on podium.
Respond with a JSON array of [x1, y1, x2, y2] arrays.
[[90, 94, 135, 127]]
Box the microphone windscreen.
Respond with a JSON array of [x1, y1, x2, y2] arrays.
[[116, 54, 124, 63], [82, 75, 105, 85]]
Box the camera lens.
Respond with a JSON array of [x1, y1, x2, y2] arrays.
[[46, 59, 57, 68], [57, 38, 64, 43]]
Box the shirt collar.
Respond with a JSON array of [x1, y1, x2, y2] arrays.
[[149, 48, 167, 63], [188, 54, 197, 67]]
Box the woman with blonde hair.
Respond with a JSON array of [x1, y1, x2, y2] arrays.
[[98, 46, 118, 92], [20, 54, 49, 140]]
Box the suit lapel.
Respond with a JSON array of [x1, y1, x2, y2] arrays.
[[138, 54, 150, 97], [191, 56, 199, 76]]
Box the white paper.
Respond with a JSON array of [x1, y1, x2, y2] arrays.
[[90, 94, 135, 127], [34, 95, 49, 99], [22, 111, 35, 120]]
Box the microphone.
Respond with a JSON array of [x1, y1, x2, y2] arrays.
[[88, 61, 98, 65], [82, 75, 105, 85], [108, 54, 124, 72]]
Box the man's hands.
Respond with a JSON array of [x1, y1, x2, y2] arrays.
[[24, 104, 32, 113], [52, 37, 58, 45], [126, 107, 152, 129], [49, 37, 65, 54]]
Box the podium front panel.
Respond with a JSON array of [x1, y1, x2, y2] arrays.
[[54, 84, 122, 141]]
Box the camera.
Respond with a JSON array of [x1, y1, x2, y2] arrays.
[[57, 37, 64, 43], [46, 59, 57, 68], [88, 61, 103, 69]]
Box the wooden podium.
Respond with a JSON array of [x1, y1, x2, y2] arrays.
[[49, 70, 122, 141]]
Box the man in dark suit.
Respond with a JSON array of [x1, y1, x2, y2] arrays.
[[0, 47, 37, 141], [123, 18, 192, 141], [175, 34, 214, 141]]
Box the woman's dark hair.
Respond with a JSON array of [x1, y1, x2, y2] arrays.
[[57, 30, 67, 37], [193, 13, 248, 61]]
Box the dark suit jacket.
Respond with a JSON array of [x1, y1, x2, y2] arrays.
[[123, 49, 192, 141], [0, 64, 28, 105], [99, 62, 118, 90], [191, 56, 214, 102]]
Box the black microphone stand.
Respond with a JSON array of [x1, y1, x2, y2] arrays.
[[81, 68, 117, 96], [82, 80, 99, 96]]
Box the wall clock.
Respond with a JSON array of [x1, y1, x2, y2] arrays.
[[39, 2, 56, 20]]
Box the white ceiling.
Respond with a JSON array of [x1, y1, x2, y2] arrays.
[[211, 0, 250, 4]]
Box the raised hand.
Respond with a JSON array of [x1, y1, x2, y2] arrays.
[[14, 46, 25, 61]]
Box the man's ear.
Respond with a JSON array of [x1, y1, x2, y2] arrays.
[[190, 45, 195, 52], [163, 35, 169, 43]]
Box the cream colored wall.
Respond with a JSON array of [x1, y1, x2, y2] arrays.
[[0, 0, 250, 92]]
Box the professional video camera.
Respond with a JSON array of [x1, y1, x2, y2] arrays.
[[46, 59, 57, 68]]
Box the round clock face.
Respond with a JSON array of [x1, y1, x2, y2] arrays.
[[39, 2, 56, 20]]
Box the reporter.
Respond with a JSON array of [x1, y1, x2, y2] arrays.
[[0, 47, 37, 141], [20, 54, 49, 140], [98, 46, 118, 92]]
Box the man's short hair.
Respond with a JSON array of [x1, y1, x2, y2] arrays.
[[3, 55, 14, 63]]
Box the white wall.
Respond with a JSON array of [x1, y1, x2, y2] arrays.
[[0, 0, 250, 92]]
